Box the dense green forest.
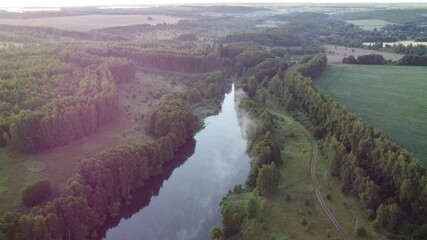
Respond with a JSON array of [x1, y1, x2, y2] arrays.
[[98, 41, 222, 73], [0, 46, 134, 153]]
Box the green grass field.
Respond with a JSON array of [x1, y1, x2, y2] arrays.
[[345, 19, 394, 31], [315, 64, 427, 163]]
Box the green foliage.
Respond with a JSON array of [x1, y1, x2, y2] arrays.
[[210, 226, 225, 240], [220, 41, 264, 59], [246, 196, 258, 218], [103, 41, 221, 73], [256, 163, 280, 195], [343, 54, 386, 65], [356, 226, 367, 237], [149, 100, 199, 138], [397, 54, 427, 66], [375, 203, 402, 233], [222, 204, 242, 237], [247, 76, 258, 98], [0, 96, 200, 239], [279, 57, 427, 239], [0, 45, 138, 153], [21, 180, 51, 207], [257, 88, 267, 106], [296, 54, 327, 79]]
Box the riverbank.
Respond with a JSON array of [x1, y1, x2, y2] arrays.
[[0, 68, 226, 213], [220, 94, 340, 239], [220, 92, 386, 239], [104, 84, 251, 240]]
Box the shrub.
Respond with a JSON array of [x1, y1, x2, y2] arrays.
[[356, 226, 367, 237], [22, 180, 52, 207]]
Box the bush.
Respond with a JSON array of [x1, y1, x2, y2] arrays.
[[246, 197, 258, 218], [210, 227, 224, 240], [22, 180, 52, 207], [356, 226, 367, 237], [301, 217, 308, 226]]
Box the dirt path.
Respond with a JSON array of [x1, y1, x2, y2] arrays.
[[300, 125, 348, 240], [268, 107, 348, 239]]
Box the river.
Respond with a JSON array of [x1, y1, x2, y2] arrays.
[[104, 85, 250, 240]]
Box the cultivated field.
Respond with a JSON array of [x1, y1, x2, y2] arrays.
[[315, 64, 427, 163], [345, 19, 395, 31], [0, 14, 184, 31], [324, 45, 404, 63]]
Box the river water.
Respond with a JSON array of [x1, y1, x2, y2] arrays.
[[104, 85, 250, 240]]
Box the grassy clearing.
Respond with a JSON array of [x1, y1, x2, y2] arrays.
[[0, 69, 202, 212], [345, 19, 394, 31], [315, 64, 427, 163], [225, 95, 386, 239]]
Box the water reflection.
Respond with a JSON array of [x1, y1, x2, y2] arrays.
[[96, 138, 196, 240], [104, 85, 250, 240]]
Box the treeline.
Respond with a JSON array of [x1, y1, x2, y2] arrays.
[[222, 13, 327, 47], [182, 73, 230, 104], [268, 54, 427, 239], [0, 100, 199, 240], [93, 41, 222, 73], [397, 54, 427, 66], [343, 54, 386, 65], [297, 54, 328, 78], [0, 45, 136, 153], [0, 24, 124, 43], [363, 41, 427, 66], [220, 41, 289, 78]]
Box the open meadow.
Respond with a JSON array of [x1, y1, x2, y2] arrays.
[[344, 19, 395, 31], [315, 64, 427, 163]]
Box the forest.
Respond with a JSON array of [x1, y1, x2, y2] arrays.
[[0, 46, 134, 153], [1, 3, 427, 240]]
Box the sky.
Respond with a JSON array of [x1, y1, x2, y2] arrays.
[[1, 0, 427, 8]]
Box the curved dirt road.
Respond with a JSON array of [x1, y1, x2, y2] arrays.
[[268, 108, 348, 239], [300, 126, 348, 240]]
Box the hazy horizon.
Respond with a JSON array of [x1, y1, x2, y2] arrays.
[[1, 0, 427, 9]]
